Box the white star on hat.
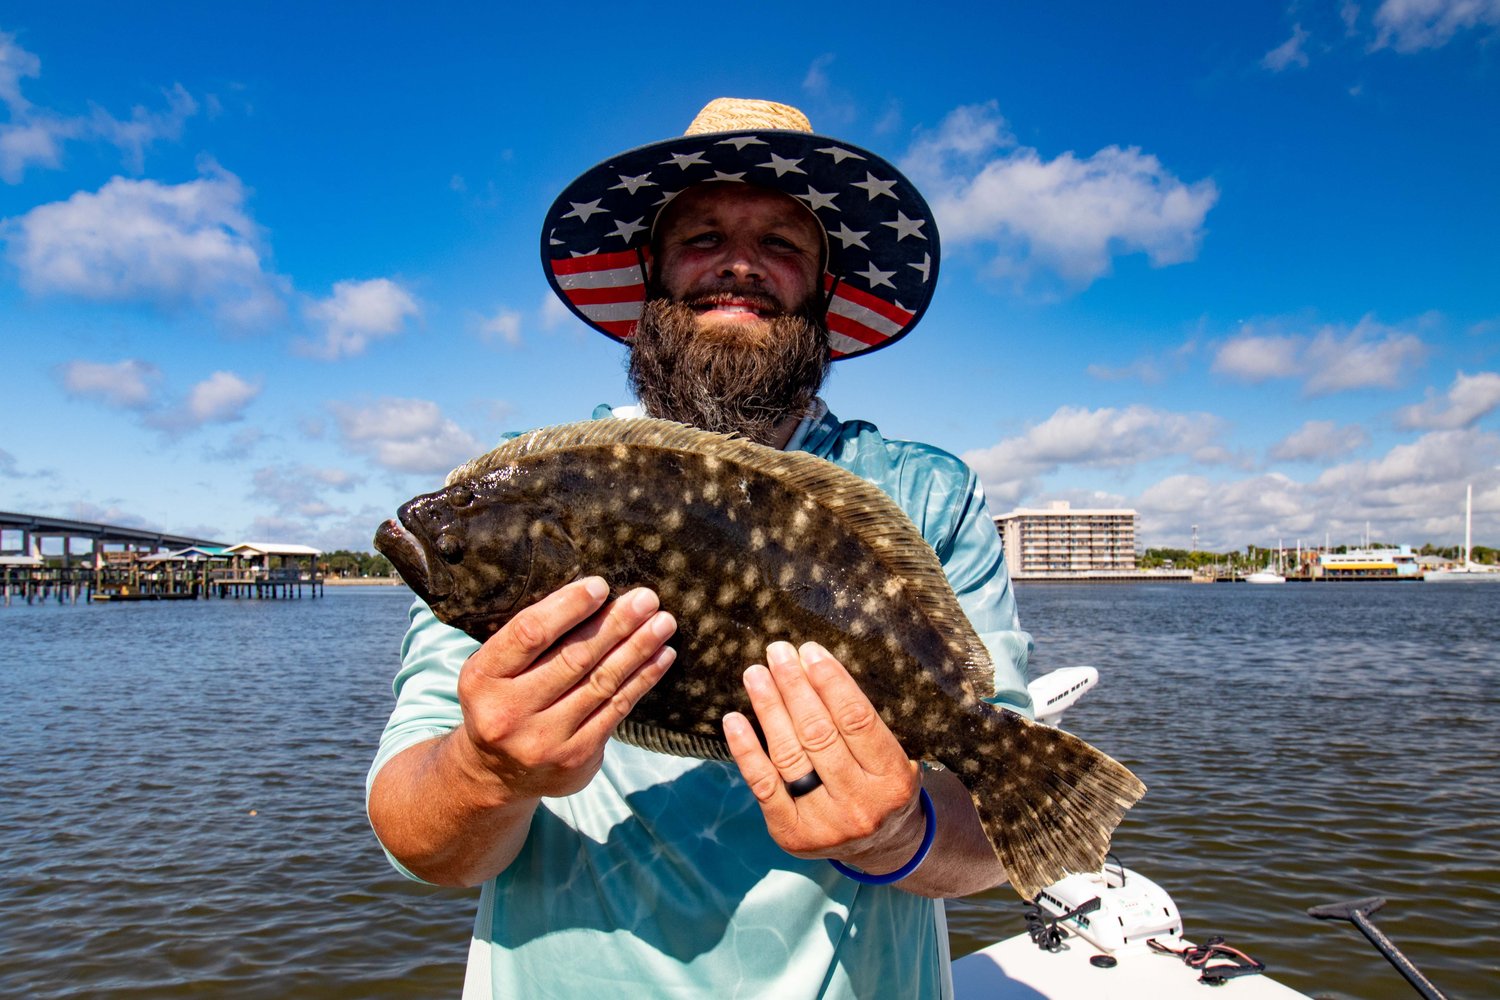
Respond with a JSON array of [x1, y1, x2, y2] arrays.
[[816, 146, 865, 163], [855, 262, 896, 289], [563, 199, 608, 222], [611, 173, 656, 194], [882, 211, 927, 241], [829, 223, 870, 250], [852, 173, 898, 200], [663, 151, 709, 170], [759, 153, 806, 177], [606, 217, 648, 242], [797, 186, 839, 212]]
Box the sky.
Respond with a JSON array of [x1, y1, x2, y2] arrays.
[[1, 2, 1497, 557]]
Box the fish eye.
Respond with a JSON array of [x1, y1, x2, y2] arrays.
[[449, 486, 474, 507], [436, 534, 464, 563]]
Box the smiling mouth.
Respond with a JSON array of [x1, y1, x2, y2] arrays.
[[689, 292, 783, 321]]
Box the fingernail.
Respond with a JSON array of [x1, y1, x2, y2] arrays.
[[799, 641, 828, 663], [743, 664, 770, 690], [650, 611, 676, 639], [765, 641, 795, 665], [628, 587, 659, 614], [583, 577, 609, 600]]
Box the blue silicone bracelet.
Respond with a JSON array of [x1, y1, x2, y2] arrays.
[[829, 786, 936, 885]]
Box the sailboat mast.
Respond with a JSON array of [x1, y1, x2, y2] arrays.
[[1465, 483, 1473, 566]]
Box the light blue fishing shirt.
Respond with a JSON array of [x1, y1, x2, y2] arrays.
[[368, 402, 1034, 999]]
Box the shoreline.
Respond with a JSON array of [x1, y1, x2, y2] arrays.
[[321, 576, 407, 587]]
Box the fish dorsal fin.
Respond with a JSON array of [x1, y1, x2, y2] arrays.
[[447, 417, 997, 694]]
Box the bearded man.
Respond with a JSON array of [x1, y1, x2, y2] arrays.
[[367, 99, 1034, 999]]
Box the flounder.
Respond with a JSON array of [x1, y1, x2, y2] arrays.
[[374, 417, 1144, 898]]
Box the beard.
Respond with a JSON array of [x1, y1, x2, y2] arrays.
[[627, 294, 831, 447]]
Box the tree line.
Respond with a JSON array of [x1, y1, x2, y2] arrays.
[[1139, 544, 1495, 569], [321, 549, 396, 578]]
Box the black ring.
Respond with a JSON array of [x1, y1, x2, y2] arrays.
[[785, 770, 823, 797]]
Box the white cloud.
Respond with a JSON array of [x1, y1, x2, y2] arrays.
[[251, 464, 360, 517], [89, 82, 198, 174], [479, 307, 522, 347], [1267, 420, 1370, 462], [331, 397, 486, 475], [56, 358, 161, 409], [540, 290, 574, 331], [184, 370, 260, 423], [963, 404, 1226, 506], [0, 31, 199, 182], [1373, 0, 1500, 50], [1211, 316, 1428, 395], [301, 278, 420, 359], [1263, 23, 1312, 70], [1210, 334, 1302, 382], [1395, 371, 1500, 429], [144, 370, 261, 435], [5, 163, 284, 323], [901, 102, 1218, 290]]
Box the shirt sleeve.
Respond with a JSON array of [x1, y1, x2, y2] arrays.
[[891, 444, 1035, 718], [365, 601, 478, 812]]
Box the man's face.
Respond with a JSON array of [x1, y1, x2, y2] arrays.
[[651, 182, 824, 338], [628, 183, 830, 446]]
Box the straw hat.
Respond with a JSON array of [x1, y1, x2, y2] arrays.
[[540, 98, 940, 360]]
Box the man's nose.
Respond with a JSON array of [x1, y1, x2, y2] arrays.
[[716, 239, 765, 282]]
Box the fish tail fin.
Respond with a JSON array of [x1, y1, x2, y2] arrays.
[[960, 710, 1146, 901]]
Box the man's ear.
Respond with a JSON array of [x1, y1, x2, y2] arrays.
[[640, 245, 654, 283]]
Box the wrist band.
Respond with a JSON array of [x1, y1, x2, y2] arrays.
[[829, 786, 936, 885]]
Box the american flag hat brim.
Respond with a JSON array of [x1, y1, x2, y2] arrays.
[[540, 106, 940, 361]]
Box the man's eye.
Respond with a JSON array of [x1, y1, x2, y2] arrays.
[[684, 232, 721, 247]]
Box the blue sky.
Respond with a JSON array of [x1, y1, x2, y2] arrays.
[[2, 2, 1497, 555]]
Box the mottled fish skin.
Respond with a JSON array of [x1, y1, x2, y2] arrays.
[[375, 417, 1145, 898]]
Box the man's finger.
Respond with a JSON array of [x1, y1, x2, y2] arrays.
[[723, 710, 792, 807], [797, 642, 908, 775], [524, 587, 664, 703], [558, 605, 677, 729], [467, 577, 612, 680], [743, 654, 823, 787]]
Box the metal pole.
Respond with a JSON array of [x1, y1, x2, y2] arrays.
[[1308, 897, 1447, 1000]]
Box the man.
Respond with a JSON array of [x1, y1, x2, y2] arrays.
[[367, 98, 1034, 998]]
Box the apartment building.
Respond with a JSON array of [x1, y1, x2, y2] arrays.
[[994, 501, 1140, 578]]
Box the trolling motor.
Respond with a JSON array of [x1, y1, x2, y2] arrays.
[[1308, 897, 1449, 1000]]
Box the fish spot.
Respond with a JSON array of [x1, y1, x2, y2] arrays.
[[612, 444, 629, 460], [882, 576, 904, 598], [777, 565, 796, 587], [683, 588, 706, 614], [663, 551, 687, 573], [860, 596, 883, 616], [749, 527, 767, 550], [704, 456, 721, 472], [703, 480, 720, 502], [848, 617, 870, 637], [663, 509, 684, 531], [715, 583, 740, 607], [641, 533, 662, 552], [615, 525, 634, 545]]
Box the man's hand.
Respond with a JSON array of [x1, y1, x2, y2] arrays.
[[722, 641, 927, 876], [368, 576, 676, 886], [722, 640, 1011, 896], [454, 576, 679, 802]]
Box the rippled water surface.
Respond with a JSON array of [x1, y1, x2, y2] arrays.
[[3, 583, 1496, 998]]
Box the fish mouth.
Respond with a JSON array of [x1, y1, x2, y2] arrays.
[[374, 517, 451, 604]]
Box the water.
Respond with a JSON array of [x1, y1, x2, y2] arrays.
[[2, 584, 1496, 998]]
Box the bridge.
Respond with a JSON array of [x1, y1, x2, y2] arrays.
[[0, 510, 227, 561]]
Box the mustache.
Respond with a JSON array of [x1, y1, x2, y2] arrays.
[[682, 289, 786, 314]]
